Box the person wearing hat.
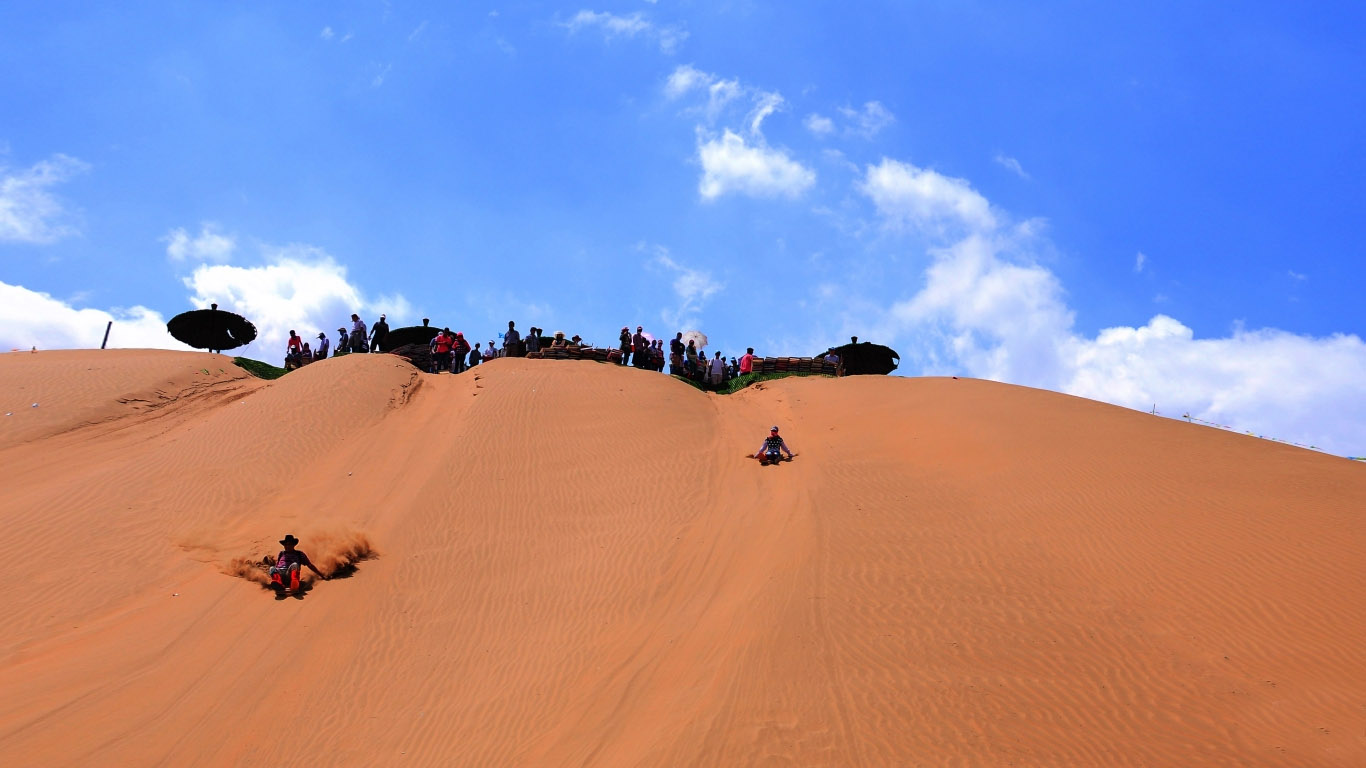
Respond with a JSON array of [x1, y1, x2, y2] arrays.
[[755, 425, 795, 465], [316, 331, 330, 359], [369, 313, 389, 352], [451, 332, 470, 374], [618, 326, 632, 365], [550, 331, 567, 348], [337, 326, 350, 355], [269, 534, 327, 593]]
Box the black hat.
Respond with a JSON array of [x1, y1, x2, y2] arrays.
[[280, 534, 299, 546]]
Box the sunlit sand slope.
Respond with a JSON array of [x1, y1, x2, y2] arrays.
[[0, 350, 1361, 766]]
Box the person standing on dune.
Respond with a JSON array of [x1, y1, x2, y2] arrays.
[[369, 314, 389, 352], [350, 314, 367, 353]]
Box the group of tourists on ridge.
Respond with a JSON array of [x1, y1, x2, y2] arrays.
[[282, 313, 843, 395], [285, 313, 390, 370]]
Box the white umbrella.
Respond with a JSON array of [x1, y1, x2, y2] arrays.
[[681, 330, 708, 349]]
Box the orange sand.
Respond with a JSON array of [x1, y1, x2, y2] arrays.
[[0, 349, 1362, 766]]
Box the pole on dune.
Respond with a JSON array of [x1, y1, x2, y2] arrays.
[[101, 321, 112, 350]]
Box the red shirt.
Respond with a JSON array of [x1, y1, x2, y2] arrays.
[[739, 353, 755, 374], [287, 336, 302, 352], [435, 334, 453, 353]]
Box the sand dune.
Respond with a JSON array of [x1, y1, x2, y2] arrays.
[[0, 350, 1362, 766]]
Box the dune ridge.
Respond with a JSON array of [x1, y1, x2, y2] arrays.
[[0, 350, 1361, 766]]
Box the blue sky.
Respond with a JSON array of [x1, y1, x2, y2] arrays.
[[2, 1, 1363, 454]]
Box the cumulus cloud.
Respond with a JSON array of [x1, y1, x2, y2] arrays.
[[860, 158, 996, 233], [1065, 318, 1366, 452], [562, 10, 685, 53], [856, 157, 1366, 455], [0, 153, 90, 244], [183, 245, 410, 356], [666, 66, 814, 201], [164, 223, 235, 263], [0, 281, 183, 351], [698, 130, 815, 200]]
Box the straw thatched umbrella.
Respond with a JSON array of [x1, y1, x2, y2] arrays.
[[824, 340, 900, 375], [167, 306, 257, 352]]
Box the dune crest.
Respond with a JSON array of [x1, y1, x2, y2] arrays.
[[0, 350, 1362, 766]]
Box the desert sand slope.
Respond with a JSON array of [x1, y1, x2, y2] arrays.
[[0, 351, 1362, 767]]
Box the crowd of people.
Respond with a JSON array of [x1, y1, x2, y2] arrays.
[[284, 315, 842, 389], [285, 313, 390, 370]]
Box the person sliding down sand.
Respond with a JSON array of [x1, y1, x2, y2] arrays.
[[270, 534, 328, 593], [756, 426, 795, 465]]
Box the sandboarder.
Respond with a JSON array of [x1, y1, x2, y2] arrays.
[[270, 534, 328, 593], [755, 425, 795, 465]]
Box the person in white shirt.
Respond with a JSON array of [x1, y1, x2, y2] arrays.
[[708, 351, 726, 386]]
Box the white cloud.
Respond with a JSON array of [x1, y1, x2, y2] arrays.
[[371, 63, 393, 88], [697, 130, 815, 200], [183, 245, 411, 356], [838, 101, 895, 138], [643, 244, 723, 328], [320, 26, 334, 40], [660, 65, 748, 122], [562, 10, 685, 53], [994, 153, 1030, 179], [860, 158, 996, 233], [565, 10, 650, 37], [1064, 318, 1366, 453], [804, 113, 835, 137], [1134, 251, 1146, 273], [163, 223, 235, 263], [1288, 270, 1307, 281], [4, 235, 409, 357], [746, 91, 784, 135], [0, 153, 90, 244], [408, 20, 428, 42], [0, 281, 183, 351], [854, 159, 1366, 455], [664, 64, 707, 98]]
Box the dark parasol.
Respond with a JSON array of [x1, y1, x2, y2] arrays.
[[822, 340, 899, 376], [167, 306, 257, 352], [384, 324, 441, 349]]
